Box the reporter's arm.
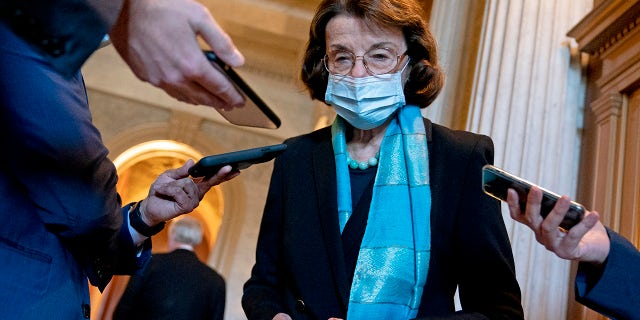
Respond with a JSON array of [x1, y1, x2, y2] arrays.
[[109, 0, 245, 109], [575, 230, 640, 319], [507, 188, 640, 318], [2, 0, 247, 110]]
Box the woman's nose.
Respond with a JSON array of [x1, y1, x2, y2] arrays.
[[349, 57, 369, 77]]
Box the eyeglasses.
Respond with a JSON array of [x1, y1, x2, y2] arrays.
[[324, 48, 406, 76]]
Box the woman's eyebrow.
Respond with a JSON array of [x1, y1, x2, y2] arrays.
[[369, 42, 398, 49], [327, 44, 351, 52], [327, 42, 399, 52]]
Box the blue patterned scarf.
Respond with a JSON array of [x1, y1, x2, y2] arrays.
[[331, 105, 431, 319]]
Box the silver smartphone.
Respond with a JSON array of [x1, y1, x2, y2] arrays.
[[204, 51, 281, 129], [482, 164, 585, 230]]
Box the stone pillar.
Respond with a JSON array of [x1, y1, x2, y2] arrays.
[[426, 0, 486, 129], [432, 0, 593, 318]]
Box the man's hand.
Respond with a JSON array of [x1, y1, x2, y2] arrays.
[[507, 186, 610, 265], [109, 0, 245, 109], [139, 159, 239, 226]]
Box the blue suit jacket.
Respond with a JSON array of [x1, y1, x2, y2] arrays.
[[0, 19, 150, 319], [0, 0, 123, 76], [575, 229, 640, 319]]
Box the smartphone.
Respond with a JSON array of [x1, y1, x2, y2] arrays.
[[189, 144, 287, 177], [204, 50, 282, 129], [482, 164, 585, 230]]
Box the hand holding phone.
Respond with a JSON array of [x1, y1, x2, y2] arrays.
[[482, 165, 585, 230], [189, 144, 287, 177]]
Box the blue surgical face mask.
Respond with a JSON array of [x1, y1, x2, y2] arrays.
[[325, 67, 406, 130]]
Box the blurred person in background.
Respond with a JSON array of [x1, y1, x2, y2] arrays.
[[114, 216, 226, 320]]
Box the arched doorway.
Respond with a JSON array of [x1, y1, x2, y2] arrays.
[[89, 140, 225, 319]]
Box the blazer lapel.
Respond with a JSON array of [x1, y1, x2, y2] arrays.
[[312, 137, 351, 309], [423, 118, 445, 225]]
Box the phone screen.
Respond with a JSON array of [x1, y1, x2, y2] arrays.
[[203, 51, 281, 129], [482, 165, 585, 230]]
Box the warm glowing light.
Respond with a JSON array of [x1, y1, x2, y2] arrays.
[[113, 140, 202, 172]]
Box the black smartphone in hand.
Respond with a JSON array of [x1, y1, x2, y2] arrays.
[[482, 164, 585, 230], [189, 144, 287, 177], [204, 51, 281, 129]]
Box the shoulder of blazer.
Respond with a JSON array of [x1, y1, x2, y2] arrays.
[[284, 126, 332, 146], [280, 126, 332, 159], [422, 118, 495, 168], [1, 0, 124, 75], [425, 118, 494, 152]]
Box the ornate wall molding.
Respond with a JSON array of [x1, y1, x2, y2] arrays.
[[567, 0, 640, 56], [591, 92, 624, 123], [593, 16, 639, 56]]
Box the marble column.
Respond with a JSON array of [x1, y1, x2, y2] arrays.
[[431, 0, 593, 319]]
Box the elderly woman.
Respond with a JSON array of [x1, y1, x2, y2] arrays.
[[242, 0, 524, 319]]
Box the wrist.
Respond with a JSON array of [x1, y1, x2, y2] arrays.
[[137, 200, 156, 226], [129, 201, 165, 237]]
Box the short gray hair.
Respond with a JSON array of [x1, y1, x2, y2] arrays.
[[169, 216, 203, 246]]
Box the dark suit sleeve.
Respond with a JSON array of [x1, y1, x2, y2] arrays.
[[452, 135, 523, 319], [1, 0, 123, 76], [0, 26, 149, 290], [575, 229, 640, 319]]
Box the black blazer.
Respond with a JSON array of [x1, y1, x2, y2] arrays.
[[243, 119, 524, 319], [114, 249, 226, 320]]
